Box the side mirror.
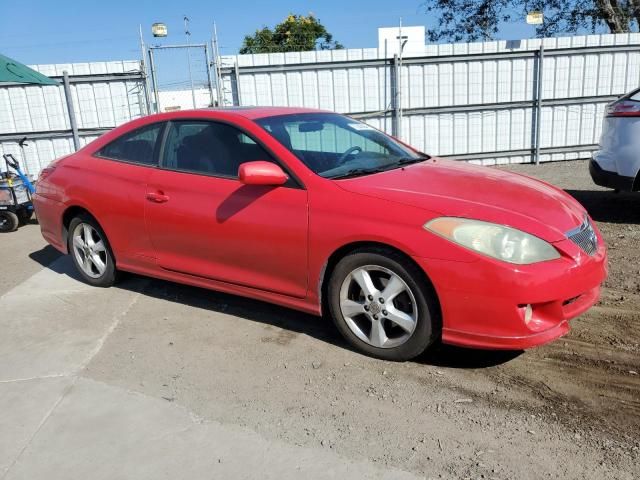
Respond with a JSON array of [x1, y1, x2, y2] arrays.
[[238, 161, 288, 186]]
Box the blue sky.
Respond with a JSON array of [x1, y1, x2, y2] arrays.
[[0, 0, 541, 65]]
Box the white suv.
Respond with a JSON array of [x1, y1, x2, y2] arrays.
[[591, 88, 640, 192]]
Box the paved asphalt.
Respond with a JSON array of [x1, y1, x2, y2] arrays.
[[0, 235, 417, 480]]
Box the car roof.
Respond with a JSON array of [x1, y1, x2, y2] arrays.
[[134, 107, 332, 125], [203, 106, 331, 120], [81, 106, 335, 153]]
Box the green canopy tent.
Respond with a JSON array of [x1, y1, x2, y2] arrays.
[[1, 54, 60, 177], [0, 56, 80, 151], [0, 53, 58, 85]]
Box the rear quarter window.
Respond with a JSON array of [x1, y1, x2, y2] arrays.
[[97, 123, 164, 165]]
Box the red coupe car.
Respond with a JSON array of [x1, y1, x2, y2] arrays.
[[33, 107, 607, 360]]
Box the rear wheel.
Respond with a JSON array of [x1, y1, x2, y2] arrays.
[[328, 248, 439, 361], [0, 211, 19, 232], [68, 214, 117, 287]]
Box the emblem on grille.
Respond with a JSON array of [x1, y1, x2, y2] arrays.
[[566, 216, 598, 256]]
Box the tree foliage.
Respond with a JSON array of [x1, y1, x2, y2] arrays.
[[424, 0, 640, 42], [240, 14, 344, 54]]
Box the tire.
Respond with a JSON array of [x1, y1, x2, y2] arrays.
[[328, 247, 439, 361], [67, 213, 117, 287], [0, 211, 19, 232]]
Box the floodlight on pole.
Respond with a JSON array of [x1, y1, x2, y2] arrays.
[[526, 11, 544, 25], [152, 23, 168, 37]]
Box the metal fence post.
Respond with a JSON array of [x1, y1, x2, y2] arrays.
[[140, 65, 152, 115], [148, 49, 160, 113], [398, 50, 404, 140], [211, 40, 222, 107], [533, 45, 544, 165], [138, 25, 152, 115], [62, 71, 81, 151], [233, 61, 242, 106], [204, 44, 216, 107], [212, 22, 224, 107], [391, 54, 399, 137]]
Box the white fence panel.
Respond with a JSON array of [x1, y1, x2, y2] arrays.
[[3, 34, 640, 175], [0, 60, 147, 174], [219, 33, 640, 165]]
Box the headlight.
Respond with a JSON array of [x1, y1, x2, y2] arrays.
[[424, 217, 560, 264]]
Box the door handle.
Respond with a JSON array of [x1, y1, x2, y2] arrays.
[[146, 192, 170, 203]]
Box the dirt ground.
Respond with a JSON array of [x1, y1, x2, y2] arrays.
[[1, 159, 638, 479]]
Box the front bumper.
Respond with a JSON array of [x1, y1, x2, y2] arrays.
[[589, 159, 635, 191], [413, 239, 608, 350]]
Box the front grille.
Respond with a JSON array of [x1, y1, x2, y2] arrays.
[[567, 217, 598, 256]]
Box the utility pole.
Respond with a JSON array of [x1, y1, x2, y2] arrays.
[[184, 15, 197, 109]]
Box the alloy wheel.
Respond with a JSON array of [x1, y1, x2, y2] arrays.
[[339, 265, 418, 348], [72, 223, 108, 278]]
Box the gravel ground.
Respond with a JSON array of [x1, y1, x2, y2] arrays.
[[1, 159, 638, 479]]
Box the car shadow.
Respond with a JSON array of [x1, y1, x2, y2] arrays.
[[566, 189, 639, 224], [29, 246, 349, 349], [415, 342, 523, 369], [29, 246, 521, 369], [28, 244, 64, 270]]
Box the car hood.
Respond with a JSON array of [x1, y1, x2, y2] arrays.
[[335, 158, 586, 242]]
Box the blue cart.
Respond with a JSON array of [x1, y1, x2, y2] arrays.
[[1, 154, 36, 232]]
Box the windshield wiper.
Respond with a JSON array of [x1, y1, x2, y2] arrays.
[[328, 155, 431, 179], [328, 167, 387, 179], [392, 155, 429, 167]]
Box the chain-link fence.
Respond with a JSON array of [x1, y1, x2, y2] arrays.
[[148, 44, 216, 112]]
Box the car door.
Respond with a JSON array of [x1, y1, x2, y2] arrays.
[[144, 119, 308, 298], [87, 122, 165, 262]]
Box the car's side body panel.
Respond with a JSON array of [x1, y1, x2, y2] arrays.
[[145, 168, 309, 298], [62, 154, 157, 263], [33, 107, 608, 351]]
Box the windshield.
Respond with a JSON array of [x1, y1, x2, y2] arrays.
[[255, 113, 427, 178]]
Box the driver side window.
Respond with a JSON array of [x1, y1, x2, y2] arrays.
[[284, 122, 388, 155], [162, 120, 274, 177]]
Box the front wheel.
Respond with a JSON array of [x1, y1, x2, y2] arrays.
[[68, 214, 117, 287], [328, 248, 439, 361]]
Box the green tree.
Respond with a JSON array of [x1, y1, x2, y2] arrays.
[[240, 14, 344, 54], [424, 0, 640, 42]]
